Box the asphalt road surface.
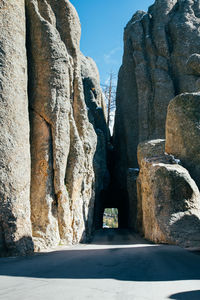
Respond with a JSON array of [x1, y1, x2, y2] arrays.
[[0, 229, 200, 300]]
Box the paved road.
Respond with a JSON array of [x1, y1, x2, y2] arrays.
[[0, 229, 200, 300]]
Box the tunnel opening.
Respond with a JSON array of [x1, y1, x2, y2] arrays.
[[103, 208, 118, 229], [93, 134, 134, 233]]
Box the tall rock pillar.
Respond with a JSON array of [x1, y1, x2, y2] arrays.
[[0, 0, 33, 256]]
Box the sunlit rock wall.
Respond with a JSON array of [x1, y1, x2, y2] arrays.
[[0, 0, 109, 256]]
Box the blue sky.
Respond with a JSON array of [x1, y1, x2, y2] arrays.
[[70, 0, 154, 84]]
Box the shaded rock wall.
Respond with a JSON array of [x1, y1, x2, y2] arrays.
[[113, 0, 200, 229], [0, 0, 109, 256], [81, 56, 110, 230]]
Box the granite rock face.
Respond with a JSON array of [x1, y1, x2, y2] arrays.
[[166, 93, 200, 189], [0, 0, 33, 256], [26, 0, 109, 249], [0, 0, 108, 256], [114, 0, 200, 228], [137, 140, 200, 247]]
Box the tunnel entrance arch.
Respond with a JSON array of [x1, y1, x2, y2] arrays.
[[94, 187, 130, 230]]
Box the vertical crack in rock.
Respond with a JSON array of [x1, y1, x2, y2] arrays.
[[29, 108, 60, 249], [64, 108, 85, 243], [81, 56, 110, 230]]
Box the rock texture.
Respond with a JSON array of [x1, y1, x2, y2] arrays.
[[137, 140, 200, 247], [0, 0, 109, 256], [2, 0, 200, 255], [166, 93, 200, 189], [26, 0, 109, 249], [113, 0, 200, 228], [0, 0, 33, 256]]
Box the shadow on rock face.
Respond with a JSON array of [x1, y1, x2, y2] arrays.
[[0, 236, 34, 258], [170, 215, 200, 248], [169, 290, 200, 300], [12, 236, 34, 257]]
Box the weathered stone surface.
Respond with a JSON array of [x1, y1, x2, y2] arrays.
[[113, 0, 200, 227], [137, 141, 200, 247], [26, 0, 74, 247], [187, 54, 200, 75], [30, 111, 60, 249], [0, 0, 109, 256], [26, 0, 109, 249], [137, 139, 165, 167], [0, 0, 33, 256], [166, 92, 200, 189], [137, 139, 167, 233]]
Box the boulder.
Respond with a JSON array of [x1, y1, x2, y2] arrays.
[[166, 93, 200, 189], [137, 140, 200, 247]]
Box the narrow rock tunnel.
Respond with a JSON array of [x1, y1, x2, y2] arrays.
[[24, 0, 133, 253], [92, 136, 131, 232], [1, 0, 200, 258]]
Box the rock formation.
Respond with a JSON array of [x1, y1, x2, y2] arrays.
[[114, 0, 200, 233], [1, 0, 200, 256], [0, 0, 33, 256], [0, 0, 109, 256], [137, 140, 200, 247], [166, 93, 200, 189]]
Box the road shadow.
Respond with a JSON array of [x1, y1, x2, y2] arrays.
[[0, 241, 200, 282], [169, 290, 200, 299]]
